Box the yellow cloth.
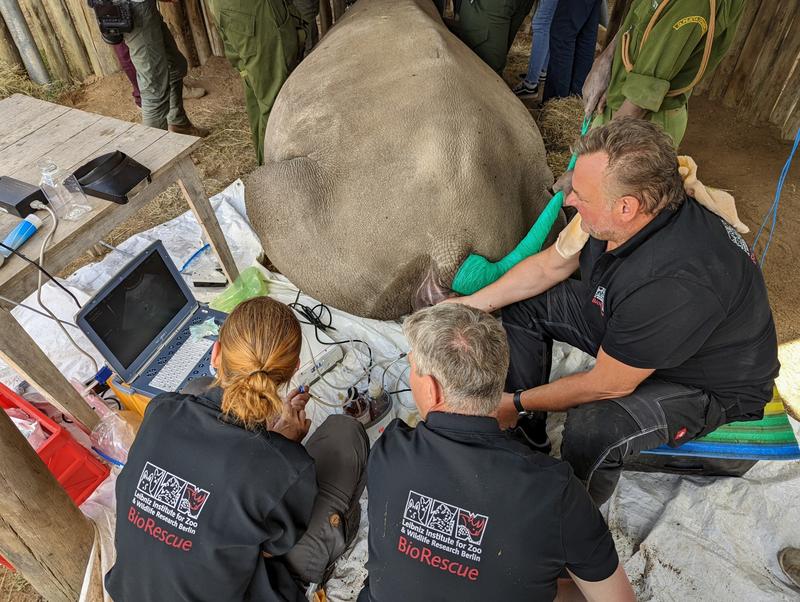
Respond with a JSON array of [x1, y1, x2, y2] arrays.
[[678, 155, 749, 233], [554, 156, 749, 259]]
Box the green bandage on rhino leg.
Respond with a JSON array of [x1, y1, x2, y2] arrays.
[[451, 116, 591, 295]]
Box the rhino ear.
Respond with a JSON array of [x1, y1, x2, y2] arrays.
[[412, 263, 455, 312]]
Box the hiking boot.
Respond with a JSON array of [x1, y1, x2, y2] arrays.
[[514, 412, 552, 455], [182, 84, 207, 99], [779, 547, 800, 589], [512, 80, 539, 99], [168, 122, 209, 137]]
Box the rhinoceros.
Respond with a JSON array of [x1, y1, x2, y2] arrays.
[[245, 0, 557, 320]]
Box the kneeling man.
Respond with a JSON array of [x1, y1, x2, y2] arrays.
[[450, 118, 779, 505], [360, 303, 634, 601]]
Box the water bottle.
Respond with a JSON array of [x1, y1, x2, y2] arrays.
[[38, 159, 92, 221]]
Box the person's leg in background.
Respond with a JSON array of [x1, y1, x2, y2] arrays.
[[123, 0, 206, 134], [112, 42, 141, 107], [513, 0, 558, 98], [543, 0, 595, 101], [123, 0, 172, 129], [208, 0, 303, 164], [561, 380, 722, 506], [293, 0, 319, 52], [569, 0, 601, 95], [284, 415, 369, 584]]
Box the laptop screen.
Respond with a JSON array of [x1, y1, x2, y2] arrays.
[[82, 248, 192, 371]]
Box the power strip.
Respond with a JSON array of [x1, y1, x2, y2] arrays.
[[296, 345, 345, 388]]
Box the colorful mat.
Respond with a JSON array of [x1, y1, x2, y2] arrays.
[[644, 392, 800, 461]]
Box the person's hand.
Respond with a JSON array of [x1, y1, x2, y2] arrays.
[[553, 169, 573, 198], [582, 53, 613, 118], [285, 386, 310, 411], [271, 400, 311, 442], [497, 393, 521, 429]]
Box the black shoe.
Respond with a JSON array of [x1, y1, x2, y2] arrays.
[[514, 413, 552, 454], [512, 80, 539, 99]]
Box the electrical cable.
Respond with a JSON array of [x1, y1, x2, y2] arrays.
[[0, 293, 81, 329], [180, 243, 211, 273], [752, 123, 800, 267], [32, 202, 98, 373], [288, 289, 374, 378], [0, 241, 81, 308]]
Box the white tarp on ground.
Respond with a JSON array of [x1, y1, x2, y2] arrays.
[[1, 180, 798, 601]]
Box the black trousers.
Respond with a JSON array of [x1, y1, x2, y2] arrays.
[[502, 280, 726, 505], [542, 0, 601, 101]]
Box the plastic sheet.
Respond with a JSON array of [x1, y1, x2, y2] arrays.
[[90, 410, 142, 466], [209, 266, 269, 313]]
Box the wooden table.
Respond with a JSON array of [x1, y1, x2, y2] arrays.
[[0, 94, 240, 429]]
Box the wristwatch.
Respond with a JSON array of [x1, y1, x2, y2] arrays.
[[513, 389, 526, 414]]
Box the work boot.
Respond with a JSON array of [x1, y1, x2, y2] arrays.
[[779, 547, 800, 589], [168, 122, 210, 137], [182, 84, 207, 99]]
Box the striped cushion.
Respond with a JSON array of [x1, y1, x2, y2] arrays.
[[643, 392, 800, 461]]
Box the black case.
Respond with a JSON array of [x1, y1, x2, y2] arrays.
[[72, 151, 151, 205]]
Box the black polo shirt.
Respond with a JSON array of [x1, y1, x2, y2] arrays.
[[579, 197, 779, 420], [105, 384, 316, 602], [359, 413, 619, 601]]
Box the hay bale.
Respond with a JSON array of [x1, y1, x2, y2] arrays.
[[536, 96, 584, 177], [0, 60, 71, 102]]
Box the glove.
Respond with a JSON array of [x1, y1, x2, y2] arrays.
[[555, 214, 589, 259], [678, 156, 749, 234]]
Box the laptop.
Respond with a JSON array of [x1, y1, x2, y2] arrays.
[[76, 240, 228, 397]]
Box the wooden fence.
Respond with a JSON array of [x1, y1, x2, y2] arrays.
[[690, 0, 799, 141], [0, 0, 348, 82]]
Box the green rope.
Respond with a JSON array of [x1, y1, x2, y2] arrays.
[[451, 116, 592, 296]]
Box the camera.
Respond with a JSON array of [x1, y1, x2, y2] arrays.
[[87, 0, 133, 45]]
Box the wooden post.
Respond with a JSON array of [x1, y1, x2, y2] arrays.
[[19, 0, 72, 82], [63, 0, 120, 77], [0, 409, 94, 602], [185, 0, 211, 64], [331, 0, 345, 22], [0, 14, 23, 69], [44, 0, 93, 80], [159, 0, 197, 68], [0, 307, 100, 431], [201, 0, 225, 57], [319, 0, 332, 37]]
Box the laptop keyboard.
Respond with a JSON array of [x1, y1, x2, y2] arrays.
[[148, 337, 215, 392]]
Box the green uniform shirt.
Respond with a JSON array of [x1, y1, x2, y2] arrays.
[[598, 0, 745, 145]]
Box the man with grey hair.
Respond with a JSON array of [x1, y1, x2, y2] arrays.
[[449, 118, 778, 505], [359, 303, 635, 602]]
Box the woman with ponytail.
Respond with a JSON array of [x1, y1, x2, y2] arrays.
[[106, 296, 369, 602]]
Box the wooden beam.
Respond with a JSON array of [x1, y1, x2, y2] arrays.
[[0, 408, 94, 602], [159, 0, 197, 68], [332, 0, 345, 22], [176, 156, 240, 283], [0, 13, 23, 69], [0, 306, 100, 431], [185, 0, 211, 65], [721, 1, 780, 108], [703, 0, 761, 100], [63, 0, 119, 77], [201, 0, 225, 57], [772, 57, 800, 133], [319, 0, 332, 37], [19, 0, 71, 82], [759, 16, 800, 123], [738, 0, 798, 117], [44, 0, 93, 80]]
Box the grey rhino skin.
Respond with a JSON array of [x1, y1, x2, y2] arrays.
[[245, 0, 555, 320]]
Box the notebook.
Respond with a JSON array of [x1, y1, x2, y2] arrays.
[[76, 240, 228, 397]]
